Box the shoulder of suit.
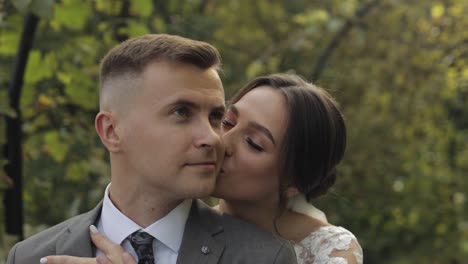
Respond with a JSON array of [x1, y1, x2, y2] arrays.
[[190, 200, 296, 263], [193, 200, 289, 246], [190, 200, 223, 234], [8, 202, 102, 259], [220, 212, 297, 263], [222, 213, 284, 241], [220, 211, 293, 255]]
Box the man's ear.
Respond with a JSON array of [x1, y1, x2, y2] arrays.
[[95, 111, 121, 153], [286, 186, 300, 198]]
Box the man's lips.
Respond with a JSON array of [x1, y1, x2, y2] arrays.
[[185, 161, 217, 171], [187, 161, 216, 166]]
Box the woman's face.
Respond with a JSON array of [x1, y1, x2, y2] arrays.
[[213, 86, 289, 205]]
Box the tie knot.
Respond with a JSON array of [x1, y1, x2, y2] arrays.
[[127, 231, 155, 264], [128, 231, 154, 245]]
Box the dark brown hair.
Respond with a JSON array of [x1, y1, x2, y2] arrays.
[[230, 73, 347, 209], [99, 34, 221, 87]]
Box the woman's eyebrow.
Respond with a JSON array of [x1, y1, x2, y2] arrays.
[[248, 121, 276, 146], [231, 104, 276, 145]]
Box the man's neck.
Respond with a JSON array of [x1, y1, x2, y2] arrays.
[[109, 183, 183, 227]]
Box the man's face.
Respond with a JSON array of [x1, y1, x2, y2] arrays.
[[116, 60, 225, 200]]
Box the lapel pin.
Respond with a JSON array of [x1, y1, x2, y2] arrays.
[[201, 245, 210, 254]]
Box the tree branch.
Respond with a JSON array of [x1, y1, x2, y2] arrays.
[[113, 0, 130, 42], [152, 0, 171, 26], [311, 0, 381, 81], [197, 0, 210, 14], [5, 12, 40, 239]]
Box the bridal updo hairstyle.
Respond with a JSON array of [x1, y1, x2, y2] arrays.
[[229, 73, 347, 208]]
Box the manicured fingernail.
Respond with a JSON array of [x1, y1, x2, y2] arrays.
[[89, 225, 98, 234], [40, 257, 47, 264]]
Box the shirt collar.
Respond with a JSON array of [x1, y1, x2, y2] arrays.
[[100, 184, 192, 253]]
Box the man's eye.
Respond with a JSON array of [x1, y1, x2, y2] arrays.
[[174, 107, 190, 117], [210, 111, 224, 122], [221, 119, 235, 128]]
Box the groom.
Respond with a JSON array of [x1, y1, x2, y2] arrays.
[[7, 34, 296, 264]]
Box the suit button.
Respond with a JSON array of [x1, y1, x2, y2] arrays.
[[201, 245, 210, 254]]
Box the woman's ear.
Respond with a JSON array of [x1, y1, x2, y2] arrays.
[[95, 111, 121, 153], [286, 186, 300, 198]]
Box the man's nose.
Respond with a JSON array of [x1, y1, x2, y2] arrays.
[[194, 122, 222, 149]]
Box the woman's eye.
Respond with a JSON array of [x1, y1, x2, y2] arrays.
[[246, 137, 264, 152]]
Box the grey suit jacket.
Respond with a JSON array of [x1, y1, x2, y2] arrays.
[[7, 200, 297, 264]]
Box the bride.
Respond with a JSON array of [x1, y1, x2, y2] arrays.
[[212, 73, 362, 264], [46, 73, 362, 264]]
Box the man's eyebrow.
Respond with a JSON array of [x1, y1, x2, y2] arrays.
[[167, 99, 199, 109], [167, 99, 225, 113], [230, 105, 276, 146], [212, 105, 226, 113]]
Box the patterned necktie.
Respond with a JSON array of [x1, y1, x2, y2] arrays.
[[127, 231, 155, 264]]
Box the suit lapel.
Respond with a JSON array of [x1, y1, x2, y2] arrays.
[[56, 201, 103, 257], [177, 200, 225, 264]]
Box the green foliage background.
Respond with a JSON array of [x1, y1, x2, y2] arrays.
[[1, 0, 467, 263]]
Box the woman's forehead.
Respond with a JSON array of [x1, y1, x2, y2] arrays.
[[233, 86, 288, 141]]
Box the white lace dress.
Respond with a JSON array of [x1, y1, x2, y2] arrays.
[[293, 226, 363, 264], [288, 195, 363, 264]]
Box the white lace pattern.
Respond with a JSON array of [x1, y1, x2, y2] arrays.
[[293, 226, 363, 264]]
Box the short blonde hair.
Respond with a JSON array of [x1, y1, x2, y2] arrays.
[[98, 34, 221, 111]]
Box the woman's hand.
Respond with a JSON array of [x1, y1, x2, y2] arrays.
[[41, 225, 137, 264]]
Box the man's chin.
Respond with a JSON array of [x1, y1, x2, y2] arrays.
[[190, 182, 216, 199]]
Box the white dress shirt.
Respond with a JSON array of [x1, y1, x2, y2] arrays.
[[96, 184, 192, 264]]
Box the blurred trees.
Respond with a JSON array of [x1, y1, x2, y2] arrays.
[[1, 0, 467, 263]]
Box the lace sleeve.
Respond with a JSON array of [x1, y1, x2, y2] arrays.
[[293, 226, 363, 264]]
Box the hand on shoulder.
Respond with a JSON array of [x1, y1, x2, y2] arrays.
[[42, 225, 137, 264]]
